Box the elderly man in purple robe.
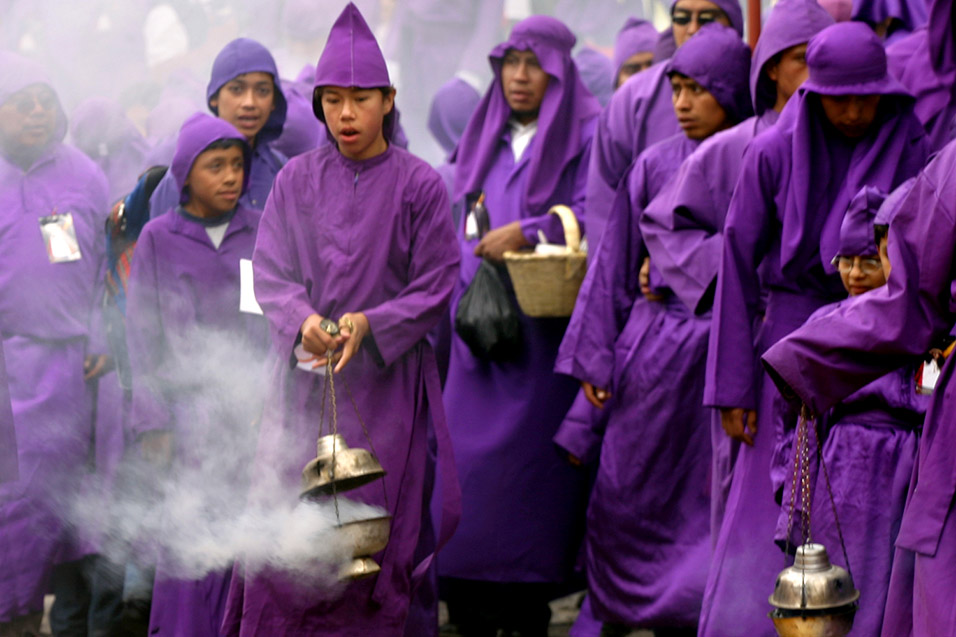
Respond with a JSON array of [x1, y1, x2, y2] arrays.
[[761, 140, 956, 636], [437, 15, 601, 636], [639, 0, 834, 539], [699, 21, 928, 636], [0, 52, 111, 637], [149, 37, 288, 216], [221, 4, 460, 635], [557, 24, 751, 636], [769, 185, 927, 637], [613, 18, 661, 89], [584, 0, 743, 255], [125, 112, 269, 636]]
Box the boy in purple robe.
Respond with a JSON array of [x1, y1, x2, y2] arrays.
[[584, 0, 743, 254], [125, 112, 269, 636], [557, 24, 751, 635], [0, 52, 111, 636], [699, 21, 928, 637], [770, 185, 926, 637], [222, 4, 460, 634], [761, 139, 956, 637], [149, 37, 288, 215], [612, 18, 660, 89], [438, 15, 600, 636], [639, 0, 834, 538]]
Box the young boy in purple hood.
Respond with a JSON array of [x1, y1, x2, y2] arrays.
[[0, 52, 111, 637], [149, 37, 288, 216], [557, 24, 751, 636], [222, 4, 459, 635]]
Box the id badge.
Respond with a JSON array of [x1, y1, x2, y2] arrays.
[[916, 359, 941, 395], [39, 212, 82, 263], [238, 258, 264, 315]]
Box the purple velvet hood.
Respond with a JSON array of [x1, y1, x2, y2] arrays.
[[452, 15, 602, 213], [206, 38, 287, 145], [751, 0, 834, 114], [837, 186, 885, 256], [171, 113, 251, 205], [614, 18, 660, 74], [666, 24, 753, 123], [0, 51, 67, 144], [428, 77, 482, 157], [773, 21, 926, 276]]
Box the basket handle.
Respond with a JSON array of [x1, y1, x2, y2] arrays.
[[548, 205, 581, 252]]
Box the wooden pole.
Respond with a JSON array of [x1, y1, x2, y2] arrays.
[[748, 0, 762, 49]]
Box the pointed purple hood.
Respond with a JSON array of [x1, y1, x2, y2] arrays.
[[751, 0, 834, 114], [171, 113, 251, 205], [666, 24, 753, 124], [207, 38, 287, 145], [314, 2, 390, 88], [837, 186, 886, 256], [0, 51, 67, 144], [613, 18, 660, 75], [452, 15, 602, 214]]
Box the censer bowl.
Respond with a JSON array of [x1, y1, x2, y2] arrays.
[[769, 606, 857, 637], [340, 557, 382, 580], [300, 434, 386, 500], [769, 544, 859, 637], [336, 514, 391, 557]]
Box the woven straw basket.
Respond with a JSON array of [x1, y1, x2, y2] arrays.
[[503, 205, 586, 318]]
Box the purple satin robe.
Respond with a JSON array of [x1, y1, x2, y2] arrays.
[[761, 139, 956, 637], [223, 142, 459, 635], [699, 23, 929, 637], [0, 54, 109, 622]]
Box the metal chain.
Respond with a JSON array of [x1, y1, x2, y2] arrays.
[[342, 373, 390, 512], [812, 419, 853, 580], [326, 359, 341, 523], [801, 415, 812, 545], [784, 409, 805, 562]]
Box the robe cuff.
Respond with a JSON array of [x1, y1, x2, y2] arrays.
[[552, 396, 604, 464]]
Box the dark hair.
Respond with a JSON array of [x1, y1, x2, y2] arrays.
[[203, 138, 245, 152], [874, 223, 889, 244]]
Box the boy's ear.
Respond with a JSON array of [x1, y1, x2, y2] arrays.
[[383, 88, 396, 115], [209, 91, 220, 111]]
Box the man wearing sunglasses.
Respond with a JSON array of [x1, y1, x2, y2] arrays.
[[583, 0, 741, 254]]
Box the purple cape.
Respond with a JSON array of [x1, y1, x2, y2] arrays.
[[452, 15, 602, 217]]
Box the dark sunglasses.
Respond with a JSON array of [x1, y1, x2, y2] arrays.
[[5, 91, 57, 116], [671, 9, 724, 25]]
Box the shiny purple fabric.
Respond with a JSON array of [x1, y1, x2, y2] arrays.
[[751, 0, 835, 114], [452, 15, 602, 217], [836, 186, 885, 257], [665, 24, 753, 123], [613, 18, 660, 74], [170, 113, 250, 205], [761, 138, 956, 636]]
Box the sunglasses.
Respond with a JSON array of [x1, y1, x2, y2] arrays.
[[671, 9, 724, 26], [4, 91, 57, 116]]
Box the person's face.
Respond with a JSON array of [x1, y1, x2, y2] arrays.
[[616, 51, 655, 88], [819, 94, 881, 138], [501, 49, 549, 124], [0, 83, 58, 155], [209, 71, 276, 142], [767, 43, 809, 106], [835, 254, 886, 296], [671, 0, 731, 47], [878, 235, 891, 279], [671, 74, 729, 140], [319, 85, 394, 161], [185, 144, 244, 218]]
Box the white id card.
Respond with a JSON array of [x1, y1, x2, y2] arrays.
[[239, 258, 264, 315], [39, 213, 82, 263]]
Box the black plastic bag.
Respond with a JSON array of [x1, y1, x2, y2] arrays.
[[455, 259, 522, 361]]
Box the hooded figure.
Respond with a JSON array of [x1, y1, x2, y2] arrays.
[[699, 21, 928, 636], [439, 15, 600, 635], [0, 52, 110, 632], [149, 38, 288, 216], [125, 113, 267, 636], [612, 18, 660, 88], [70, 97, 151, 203], [575, 47, 615, 107], [555, 24, 751, 632], [221, 4, 460, 634], [762, 141, 956, 637], [852, 0, 928, 43], [584, 0, 743, 254], [638, 0, 833, 538], [427, 76, 481, 199]]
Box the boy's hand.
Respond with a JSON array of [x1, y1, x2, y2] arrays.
[[582, 381, 612, 409], [334, 312, 369, 373], [474, 221, 529, 261], [300, 314, 346, 367]]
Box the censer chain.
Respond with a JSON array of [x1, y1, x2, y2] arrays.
[[812, 418, 854, 581]]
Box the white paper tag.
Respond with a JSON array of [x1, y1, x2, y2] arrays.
[[293, 343, 327, 375], [39, 212, 82, 263], [239, 258, 264, 315], [917, 359, 941, 395], [465, 211, 479, 240]]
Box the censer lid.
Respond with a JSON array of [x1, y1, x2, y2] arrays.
[[769, 543, 860, 611], [300, 434, 386, 500]]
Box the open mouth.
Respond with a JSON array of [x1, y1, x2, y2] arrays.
[[339, 128, 360, 142]]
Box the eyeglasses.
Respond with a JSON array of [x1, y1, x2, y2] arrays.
[[3, 91, 57, 116], [832, 256, 883, 274], [671, 9, 724, 26]]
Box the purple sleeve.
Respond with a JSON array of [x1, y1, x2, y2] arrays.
[[552, 390, 607, 464], [704, 145, 776, 410], [125, 228, 172, 436], [362, 173, 461, 367], [519, 141, 591, 245], [252, 177, 320, 357], [762, 148, 956, 413]]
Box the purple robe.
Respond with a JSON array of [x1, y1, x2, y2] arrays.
[[761, 139, 956, 636], [439, 15, 597, 586], [150, 38, 288, 216], [699, 22, 928, 637], [583, 0, 744, 254], [0, 347, 16, 485], [0, 52, 109, 622], [639, 0, 833, 539]]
